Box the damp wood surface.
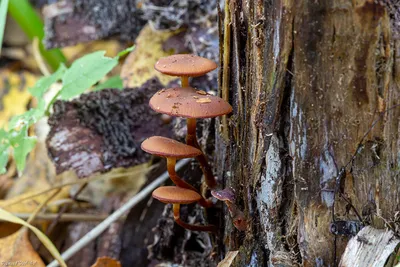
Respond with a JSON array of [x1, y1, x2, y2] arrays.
[[339, 226, 400, 267], [217, 0, 400, 266]]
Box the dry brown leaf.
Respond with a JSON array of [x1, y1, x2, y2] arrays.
[[0, 144, 72, 236], [217, 251, 239, 267], [121, 24, 181, 88], [77, 163, 148, 206], [91, 256, 121, 267], [6, 142, 72, 202], [0, 229, 45, 266]]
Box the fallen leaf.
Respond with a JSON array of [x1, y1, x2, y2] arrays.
[[78, 163, 149, 206], [0, 208, 66, 267], [217, 251, 239, 267], [0, 70, 36, 128], [62, 40, 123, 62], [0, 143, 72, 237], [6, 142, 71, 201], [121, 24, 181, 88], [91, 256, 121, 267], [0, 229, 45, 266]]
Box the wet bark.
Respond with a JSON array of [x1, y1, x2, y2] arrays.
[[217, 0, 400, 266]]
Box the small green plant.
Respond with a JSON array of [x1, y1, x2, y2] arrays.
[[0, 46, 134, 175]]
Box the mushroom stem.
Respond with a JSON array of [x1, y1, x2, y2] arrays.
[[167, 158, 195, 189], [186, 118, 197, 147], [173, 204, 217, 232], [186, 119, 217, 189], [225, 202, 247, 231], [181, 76, 189, 87], [167, 158, 213, 208]]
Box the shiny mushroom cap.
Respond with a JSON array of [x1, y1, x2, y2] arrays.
[[150, 87, 232, 119], [152, 186, 202, 204], [141, 136, 202, 159], [154, 54, 217, 77]]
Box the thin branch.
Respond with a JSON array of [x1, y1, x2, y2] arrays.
[[27, 188, 61, 224], [47, 159, 190, 267], [7, 213, 123, 222]]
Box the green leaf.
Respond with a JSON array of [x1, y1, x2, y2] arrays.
[[0, 149, 8, 174], [0, 130, 9, 174], [117, 45, 135, 58], [9, 101, 46, 130], [9, 126, 37, 173], [29, 64, 67, 97], [94, 75, 124, 91], [0, 0, 9, 55], [60, 51, 119, 100]]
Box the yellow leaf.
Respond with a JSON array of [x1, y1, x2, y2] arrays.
[[91, 256, 122, 267], [0, 208, 66, 267], [0, 229, 45, 266], [121, 24, 181, 88], [62, 40, 123, 62], [0, 70, 36, 128]]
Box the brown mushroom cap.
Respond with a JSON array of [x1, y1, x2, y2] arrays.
[[154, 54, 217, 77], [152, 186, 202, 204], [211, 188, 236, 203], [150, 87, 232, 119], [141, 136, 202, 158]]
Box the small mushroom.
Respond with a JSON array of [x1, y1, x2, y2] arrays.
[[154, 54, 217, 87], [141, 136, 212, 207], [152, 186, 217, 232], [149, 87, 232, 188], [211, 187, 247, 231]]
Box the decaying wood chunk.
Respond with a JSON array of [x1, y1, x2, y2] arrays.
[[43, 0, 146, 48], [339, 226, 400, 267], [46, 78, 174, 177]]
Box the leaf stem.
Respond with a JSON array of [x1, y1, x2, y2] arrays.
[[45, 89, 61, 116]]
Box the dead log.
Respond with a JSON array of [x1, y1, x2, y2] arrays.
[[339, 226, 400, 267], [217, 0, 400, 266]]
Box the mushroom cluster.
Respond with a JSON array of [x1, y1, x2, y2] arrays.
[[141, 54, 232, 232]]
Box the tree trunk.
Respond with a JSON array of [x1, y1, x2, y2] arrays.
[[217, 0, 400, 266]]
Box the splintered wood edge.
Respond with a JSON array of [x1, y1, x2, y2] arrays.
[[339, 226, 400, 267]]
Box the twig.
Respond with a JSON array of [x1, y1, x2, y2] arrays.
[[27, 188, 61, 224], [47, 158, 190, 267], [46, 183, 87, 235], [6, 213, 125, 222]]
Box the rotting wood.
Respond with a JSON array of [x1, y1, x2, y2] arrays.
[[43, 0, 146, 48], [339, 226, 400, 267], [218, 0, 400, 266], [220, 0, 231, 142]]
